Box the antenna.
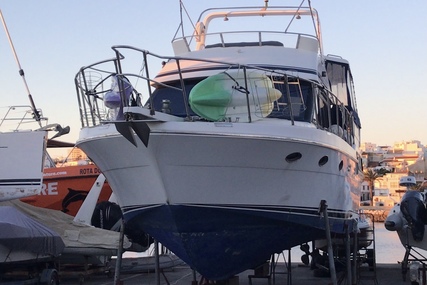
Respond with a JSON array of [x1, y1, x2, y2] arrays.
[[0, 9, 42, 127]]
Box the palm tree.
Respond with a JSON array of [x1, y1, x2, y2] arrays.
[[364, 169, 380, 205]]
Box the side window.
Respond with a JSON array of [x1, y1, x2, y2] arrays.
[[317, 92, 330, 129]]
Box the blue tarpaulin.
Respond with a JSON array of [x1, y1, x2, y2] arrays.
[[0, 206, 65, 256]]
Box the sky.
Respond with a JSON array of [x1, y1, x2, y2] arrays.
[[1, 1, 426, 156]]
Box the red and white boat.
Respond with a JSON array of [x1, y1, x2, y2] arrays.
[[22, 162, 112, 217]]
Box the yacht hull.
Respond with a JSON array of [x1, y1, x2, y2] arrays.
[[78, 121, 362, 279]]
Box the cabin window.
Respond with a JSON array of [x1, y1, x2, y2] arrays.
[[147, 79, 200, 117], [148, 76, 315, 122], [317, 91, 330, 129], [326, 61, 348, 106], [268, 79, 313, 122], [325, 60, 358, 116]]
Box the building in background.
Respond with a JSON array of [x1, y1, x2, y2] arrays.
[[51, 147, 89, 167], [361, 140, 426, 205]]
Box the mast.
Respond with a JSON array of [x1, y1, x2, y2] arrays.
[[0, 9, 42, 127]]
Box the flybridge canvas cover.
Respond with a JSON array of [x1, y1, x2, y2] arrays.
[[0, 206, 64, 256]]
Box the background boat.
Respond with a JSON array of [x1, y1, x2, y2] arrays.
[[0, 130, 47, 201], [22, 161, 112, 216]]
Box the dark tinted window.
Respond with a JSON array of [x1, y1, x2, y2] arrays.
[[146, 79, 201, 117]]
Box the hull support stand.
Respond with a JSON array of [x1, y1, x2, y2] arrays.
[[114, 218, 125, 285], [352, 226, 358, 285], [345, 225, 352, 284], [319, 200, 338, 285]]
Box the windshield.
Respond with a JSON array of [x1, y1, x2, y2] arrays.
[[147, 77, 313, 123]]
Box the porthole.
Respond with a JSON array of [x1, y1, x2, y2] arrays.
[[285, 152, 302, 163], [318, 156, 328, 166], [338, 160, 344, 171]]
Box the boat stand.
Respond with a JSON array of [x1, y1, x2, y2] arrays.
[[114, 232, 171, 285], [247, 249, 292, 285], [401, 245, 427, 284], [114, 219, 126, 285], [336, 224, 355, 285], [271, 250, 292, 285], [333, 213, 378, 285], [400, 227, 427, 284], [354, 213, 378, 285], [248, 260, 272, 285], [319, 200, 338, 285], [319, 202, 378, 285], [154, 240, 172, 285]]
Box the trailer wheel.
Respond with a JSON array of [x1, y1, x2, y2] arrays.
[[79, 273, 85, 285], [40, 268, 59, 285], [48, 271, 59, 285]]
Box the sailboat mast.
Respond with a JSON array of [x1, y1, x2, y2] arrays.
[[0, 9, 42, 127]]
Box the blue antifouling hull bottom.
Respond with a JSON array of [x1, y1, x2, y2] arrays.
[[124, 205, 351, 280]]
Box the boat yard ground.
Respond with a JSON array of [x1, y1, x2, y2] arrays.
[[57, 262, 409, 285]]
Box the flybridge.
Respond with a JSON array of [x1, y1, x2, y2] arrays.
[[172, 5, 323, 54]]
